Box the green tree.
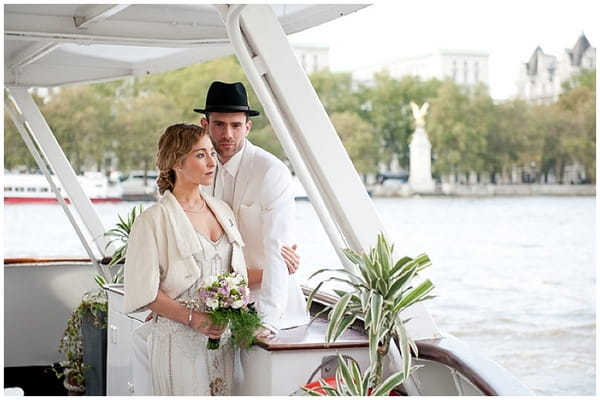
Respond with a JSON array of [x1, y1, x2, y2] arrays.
[[463, 83, 493, 181], [488, 99, 531, 182], [114, 92, 182, 174], [42, 84, 116, 174], [248, 124, 285, 160], [427, 80, 470, 179], [4, 108, 36, 170], [309, 70, 359, 114], [330, 111, 378, 177], [358, 73, 440, 170], [556, 69, 596, 182]]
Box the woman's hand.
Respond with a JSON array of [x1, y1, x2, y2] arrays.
[[281, 243, 300, 274], [191, 311, 227, 339]]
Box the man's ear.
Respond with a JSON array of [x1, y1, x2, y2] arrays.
[[245, 119, 252, 136], [200, 117, 208, 129]]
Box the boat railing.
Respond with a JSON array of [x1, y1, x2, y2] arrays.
[[301, 286, 534, 396]]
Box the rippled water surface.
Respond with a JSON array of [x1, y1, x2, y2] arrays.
[[4, 196, 595, 395]]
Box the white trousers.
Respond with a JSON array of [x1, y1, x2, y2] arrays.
[[131, 321, 154, 396]]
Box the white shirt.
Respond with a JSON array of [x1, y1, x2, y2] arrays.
[[216, 140, 246, 207]]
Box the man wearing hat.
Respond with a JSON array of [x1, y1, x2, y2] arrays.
[[195, 81, 309, 335]]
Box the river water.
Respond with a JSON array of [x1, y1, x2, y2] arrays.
[[4, 196, 595, 395]]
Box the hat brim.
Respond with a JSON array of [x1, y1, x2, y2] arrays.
[[193, 107, 260, 116]]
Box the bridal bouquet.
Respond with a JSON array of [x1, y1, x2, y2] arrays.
[[198, 272, 261, 350]]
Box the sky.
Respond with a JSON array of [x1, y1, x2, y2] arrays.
[[289, 0, 599, 100]]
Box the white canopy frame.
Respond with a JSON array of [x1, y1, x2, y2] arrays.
[[218, 4, 440, 341]]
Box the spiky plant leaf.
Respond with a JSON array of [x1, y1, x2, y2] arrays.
[[325, 293, 353, 343], [394, 279, 435, 312], [371, 370, 407, 396]]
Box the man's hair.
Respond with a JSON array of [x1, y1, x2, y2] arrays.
[[205, 112, 250, 122]]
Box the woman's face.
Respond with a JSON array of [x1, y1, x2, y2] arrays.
[[176, 134, 217, 187]]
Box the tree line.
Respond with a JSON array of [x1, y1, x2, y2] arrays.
[[4, 55, 595, 184]]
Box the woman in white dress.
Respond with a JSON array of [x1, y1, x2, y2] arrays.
[[124, 123, 247, 395]]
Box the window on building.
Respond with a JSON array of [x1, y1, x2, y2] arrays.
[[452, 60, 457, 81], [474, 61, 479, 82], [313, 54, 319, 71], [301, 54, 306, 71], [464, 60, 468, 83]]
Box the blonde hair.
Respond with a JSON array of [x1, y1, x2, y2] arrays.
[[155, 123, 206, 195]]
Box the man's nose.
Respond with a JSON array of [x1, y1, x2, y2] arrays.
[[223, 125, 234, 138]]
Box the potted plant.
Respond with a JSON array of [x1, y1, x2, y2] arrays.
[[53, 291, 107, 395], [54, 205, 143, 395], [303, 233, 435, 395]]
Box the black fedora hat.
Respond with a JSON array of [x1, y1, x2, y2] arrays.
[[193, 81, 260, 116]]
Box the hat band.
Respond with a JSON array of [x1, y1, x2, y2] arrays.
[[206, 104, 250, 111]]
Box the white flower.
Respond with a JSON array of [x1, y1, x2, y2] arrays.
[[224, 273, 243, 288], [232, 299, 244, 309], [205, 298, 219, 309]]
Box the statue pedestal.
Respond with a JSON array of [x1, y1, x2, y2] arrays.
[[409, 127, 435, 193]]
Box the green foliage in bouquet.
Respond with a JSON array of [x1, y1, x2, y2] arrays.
[[210, 303, 261, 350]]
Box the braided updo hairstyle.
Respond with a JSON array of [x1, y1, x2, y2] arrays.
[[155, 123, 207, 195]]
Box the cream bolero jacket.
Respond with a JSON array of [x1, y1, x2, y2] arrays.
[[124, 190, 247, 314]]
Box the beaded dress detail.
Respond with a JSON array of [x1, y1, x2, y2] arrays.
[[149, 232, 233, 396]]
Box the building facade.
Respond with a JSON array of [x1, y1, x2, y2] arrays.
[[351, 49, 489, 88], [517, 33, 596, 104], [291, 44, 330, 74]]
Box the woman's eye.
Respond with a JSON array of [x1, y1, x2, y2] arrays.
[[196, 153, 205, 158]]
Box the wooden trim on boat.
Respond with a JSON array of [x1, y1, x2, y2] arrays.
[[4, 257, 92, 265], [255, 319, 368, 351], [4, 257, 115, 265]]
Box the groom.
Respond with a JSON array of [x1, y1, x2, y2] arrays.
[[195, 81, 309, 334]]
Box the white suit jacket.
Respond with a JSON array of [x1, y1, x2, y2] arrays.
[[124, 190, 247, 314], [205, 140, 309, 331]]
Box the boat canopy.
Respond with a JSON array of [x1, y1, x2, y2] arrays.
[[4, 4, 366, 88], [5, 3, 440, 340]]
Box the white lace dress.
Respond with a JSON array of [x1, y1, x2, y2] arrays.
[[149, 232, 234, 396]]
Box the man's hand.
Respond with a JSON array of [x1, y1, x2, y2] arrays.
[[281, 243, 300, 274], [254, 326, 277, 339]]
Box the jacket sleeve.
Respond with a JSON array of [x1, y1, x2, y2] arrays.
[[124, 212, 161, 314], [257, 164, 296, 331]]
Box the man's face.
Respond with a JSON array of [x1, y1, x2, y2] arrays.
[[202, 112, 251, 164]]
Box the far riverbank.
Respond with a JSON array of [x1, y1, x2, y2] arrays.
[[370, 183, 596, 197]]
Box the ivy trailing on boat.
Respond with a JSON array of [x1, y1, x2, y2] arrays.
[[53, 291, 108, 394], [304, 233, 435, 395]]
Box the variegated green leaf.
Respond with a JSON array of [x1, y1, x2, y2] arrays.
[[412, 253, 432, 273], [371, 370, 407, 396], [394, 279, 435, 312], [305, 281, 325, 310], [367, 292, 384, 332], [325, 293, 353, 343], [390, 255, 412, 276], [329, 314, 357, 343], [336, 354, 360, 394]]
